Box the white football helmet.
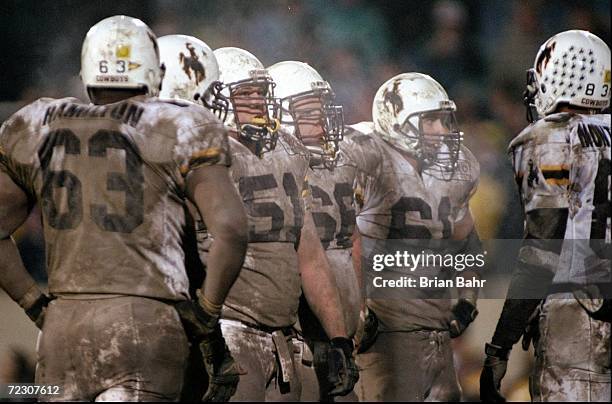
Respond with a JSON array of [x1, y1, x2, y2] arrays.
[[81, 15, 163, 100], [529, 30, 611, 117], [158, 35, 219, 102], [267, 61, 344, 169], [372, 72, 463, 179], [211, 47, 279, 155]]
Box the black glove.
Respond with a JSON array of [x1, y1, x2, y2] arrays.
[[199, 325, 243, 402], [480, 343, 509, 403], [449, 298, 478, 338], [24, 293, 51, 330], [327, 337, 359, 397], [174, 299, 242, 402], [356, 308, 379, 354]]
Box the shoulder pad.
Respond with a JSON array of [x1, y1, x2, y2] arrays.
[[349, 121, 375, 135], [277, 128, 309, 156], [508, 118, 571, 152], [156, 98, 195, 108], [544, 112, 574, 123]]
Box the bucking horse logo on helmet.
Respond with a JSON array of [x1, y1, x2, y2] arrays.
[[180, 42, 206, 85]]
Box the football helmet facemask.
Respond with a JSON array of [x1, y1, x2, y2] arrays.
[[211, 47, 280, 156], [372, 72, 465, 180], [267, 61, 344, 169]]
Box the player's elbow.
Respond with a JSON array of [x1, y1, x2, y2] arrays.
[[213, 209, 249, 254]]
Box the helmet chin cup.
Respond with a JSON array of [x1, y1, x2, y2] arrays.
[[238, 116, 281, 157]]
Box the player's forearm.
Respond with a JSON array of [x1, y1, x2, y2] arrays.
[[490, 207, 567, 347], [186, 166, 248, 307], [351, 228, 365, 310], [454, 227, 484, 304], [490, 254, 556, 348], [491, 298, 542, 349], [0, 237, 41, 307], [203, 205, 248, 305], [301, 261, 347, 339], [201, 228, 247, 306], [299, 212, 347, 338]]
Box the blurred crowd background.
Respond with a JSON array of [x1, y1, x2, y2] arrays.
[[1, 0, 610, 401]]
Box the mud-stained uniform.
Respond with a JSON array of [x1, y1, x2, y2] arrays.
[[296, 126, 380, 401], [0, 96, 230, 401], [351, 124, 480, 402], [508, 113, 611, 402], [198, 129, 310, 401]]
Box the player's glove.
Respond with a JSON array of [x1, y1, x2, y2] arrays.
[[18, 286, 51, 330], [199, 324, 243, 402], [174, 294, 243, 402], [480, 342, 509, 403], [356, 307, 379, 354], [327, 337, 359, 397], [449, 298, 478, 338]]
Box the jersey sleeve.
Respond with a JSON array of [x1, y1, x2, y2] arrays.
[[342, 128, 383, 216], [0, 102, 41, 194], [176, 123, 232, 177], [342, 127, 382, 178], [512, 126, 571, 213]]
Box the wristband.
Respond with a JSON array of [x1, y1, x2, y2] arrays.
[[196, 289, 222, 318]]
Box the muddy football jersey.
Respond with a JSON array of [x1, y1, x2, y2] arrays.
[[199, 129, 311, 328], [303, 126, 381, 337], [308, 126, 379, 250], [352, 123, 480, 331], [509, 113, 611, 282], [0, 96, 230, 301]]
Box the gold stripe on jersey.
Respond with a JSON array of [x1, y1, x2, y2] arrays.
[[539, 164, 570, 172], [181, 147, 224, 174], [540, 164, 570, 186], [545, 178, 570, 186]]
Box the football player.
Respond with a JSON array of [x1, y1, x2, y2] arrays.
[[0, 17, 247, 401], [160, 44, 355, 401], [480, 30, 611, 402], [268, 60, 365, 401], [352, 73, 482, 401]]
